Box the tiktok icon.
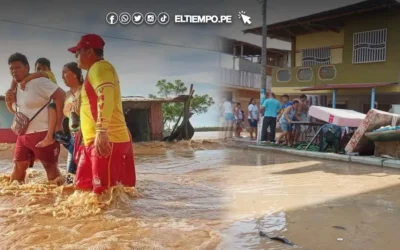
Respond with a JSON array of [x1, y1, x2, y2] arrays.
[[106, 12, 118, 25], [158, 12, 170, 25]]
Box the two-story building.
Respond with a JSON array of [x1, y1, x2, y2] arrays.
[[244, 0, 400, 113], [218, 36, 290, 106]]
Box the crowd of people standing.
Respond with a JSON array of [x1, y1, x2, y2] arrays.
[[220, 93, 310, 146]]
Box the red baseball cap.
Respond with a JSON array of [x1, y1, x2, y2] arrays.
[[68, 34, 105, 53]]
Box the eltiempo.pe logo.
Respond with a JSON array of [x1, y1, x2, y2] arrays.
[[105, 12, 237, 25]]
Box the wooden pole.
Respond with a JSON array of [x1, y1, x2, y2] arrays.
[[184, 84, 194, 139]]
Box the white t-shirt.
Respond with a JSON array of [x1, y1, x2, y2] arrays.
[[248, 104, 258, 119], [223, 101, 233, 114], [14, 77, 59, 134]]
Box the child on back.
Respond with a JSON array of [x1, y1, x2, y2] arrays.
[[9, 57, 61, 148]]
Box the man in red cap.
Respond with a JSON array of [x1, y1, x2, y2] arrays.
[[68, 34, 136, 194]]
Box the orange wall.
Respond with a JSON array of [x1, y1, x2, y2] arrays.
[[150, 103, 163, 140]]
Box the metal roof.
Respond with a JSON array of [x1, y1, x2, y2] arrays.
[[243, 0, 400, 41], [299, 82, 398, 91], [122, 95, 189, 102]]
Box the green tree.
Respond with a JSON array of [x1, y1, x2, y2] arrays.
[[149, 79, 215, 128]]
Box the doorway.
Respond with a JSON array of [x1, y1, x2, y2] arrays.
[[125, 108, 150, 142]]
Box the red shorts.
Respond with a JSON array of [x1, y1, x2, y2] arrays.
[[74, 139, 136, 194], [14, 131, 60, 164]]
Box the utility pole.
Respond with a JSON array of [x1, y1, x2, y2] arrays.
[[261, 0, 268, 91], [258, 0, 268, 143]]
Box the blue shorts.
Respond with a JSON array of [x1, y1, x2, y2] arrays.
[[280, 122, 292, 132], [248, 119, 258, 128], [224, 113, 235, 121]]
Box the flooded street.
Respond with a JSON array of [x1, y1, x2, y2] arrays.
[[1, 142, 400, 249]]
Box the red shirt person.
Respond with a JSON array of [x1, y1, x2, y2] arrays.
[[68, 34, 136, 194]]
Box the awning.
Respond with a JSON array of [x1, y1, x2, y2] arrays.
[[299, 82, 398, 91]]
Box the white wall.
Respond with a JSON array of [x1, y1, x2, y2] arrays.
[[238, 58, 262, 74]]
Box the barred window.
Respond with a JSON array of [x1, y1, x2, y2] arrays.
[[353, 29, 387, 64], [302, 47, 331, 66]]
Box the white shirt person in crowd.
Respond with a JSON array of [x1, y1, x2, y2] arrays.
[[247, 98, 259, 140]]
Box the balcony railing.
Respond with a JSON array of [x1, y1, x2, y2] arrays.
[[219, 68, 271, 90]]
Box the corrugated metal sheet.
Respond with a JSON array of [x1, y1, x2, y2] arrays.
[[149, 103, 163, 140], [122, 95, 188, 103]]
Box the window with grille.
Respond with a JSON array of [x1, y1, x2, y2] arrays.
[[301, 47, 331, 66], [353, 29, 387, 64], [276, 69, 291, 82], [297, 67, 313, 81], [319, 65, 337, 80]]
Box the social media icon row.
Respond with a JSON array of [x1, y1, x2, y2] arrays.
[[106, 12, 170, 25]]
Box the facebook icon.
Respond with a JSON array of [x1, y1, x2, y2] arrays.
[[106, 12, 118, 25]]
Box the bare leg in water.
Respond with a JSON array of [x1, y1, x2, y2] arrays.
[[249, 126, 254, 140], [10, 160, 30, 184], [41, 161, 62, 185]]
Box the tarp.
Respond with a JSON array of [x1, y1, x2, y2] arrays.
[[309, 106, 366, 127]]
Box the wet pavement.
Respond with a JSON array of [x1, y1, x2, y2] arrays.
[[0, 142, 400, 249]]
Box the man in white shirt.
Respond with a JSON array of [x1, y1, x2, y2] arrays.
[[5, 53, 65, 184]]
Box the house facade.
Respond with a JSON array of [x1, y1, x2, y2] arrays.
[[244, 0, 400, 113], [218, 36, 290, 107]]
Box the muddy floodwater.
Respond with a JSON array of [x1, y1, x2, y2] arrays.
[[1, 141, 400, 250]]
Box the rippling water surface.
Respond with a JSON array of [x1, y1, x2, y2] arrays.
[[1, 141, 400, 250]]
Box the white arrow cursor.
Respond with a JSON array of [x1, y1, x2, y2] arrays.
[[238, 11, 252, 25]]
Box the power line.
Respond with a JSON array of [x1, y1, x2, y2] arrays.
[[0, 18, 221, 53]]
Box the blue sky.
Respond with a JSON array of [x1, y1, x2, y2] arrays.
[[0, 0, 225, 127]]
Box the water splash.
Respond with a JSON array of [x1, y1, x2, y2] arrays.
[[0, 170, 138, 220]]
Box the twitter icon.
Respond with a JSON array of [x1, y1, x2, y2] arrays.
[[132, 12, 144, 25]]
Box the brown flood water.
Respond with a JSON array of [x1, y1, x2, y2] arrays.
[[1, 141, 400, 250]]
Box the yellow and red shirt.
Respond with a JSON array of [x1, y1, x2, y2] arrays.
[[80, 60, 129, 146]]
